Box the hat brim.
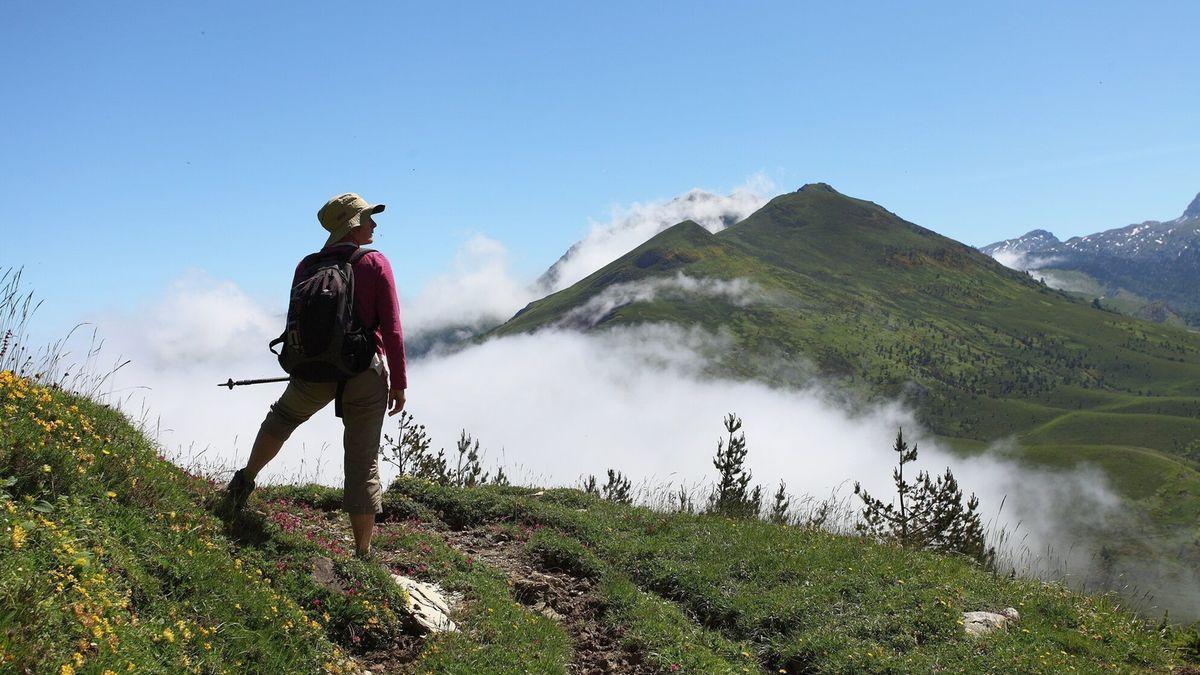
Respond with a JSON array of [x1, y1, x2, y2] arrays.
[[349, 203, 386, 227], [324, 203, 387, 247]]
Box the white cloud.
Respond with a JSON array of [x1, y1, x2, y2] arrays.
[[78, 273, 1119, 546], [401, 175, 777, 345], [989, 251, 1097, 294], [556, 274, 767, 329], [990, 250, 1062, 272], [536, 174, 774, 293], [116, 268, 281, 368], [402, 234, 537, 338]]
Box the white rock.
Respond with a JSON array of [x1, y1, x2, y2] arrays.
[[962, 607, 1019, 637], [392, 574, 458, 633]]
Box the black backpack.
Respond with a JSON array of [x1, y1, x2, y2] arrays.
[[269, 246, 378, 417]]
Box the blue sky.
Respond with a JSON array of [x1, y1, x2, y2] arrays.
[[4, 0, 1199, 342]]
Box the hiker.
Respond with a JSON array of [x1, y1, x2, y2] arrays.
[[220, 192, 407, 559]]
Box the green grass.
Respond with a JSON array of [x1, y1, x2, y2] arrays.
[[1019, 412, 1200, 453], [0, 371, 576, 674], [386, 477, 1200, 673], [0, 370, 356, 673], [1016, 444, 1192, 502], [2, 371, 1199, 672]]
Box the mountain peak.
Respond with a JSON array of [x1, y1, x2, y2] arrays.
[[1021, 229, 1060, 242], [796, 182, 839, 194], [1182, 192, 1200, 220]]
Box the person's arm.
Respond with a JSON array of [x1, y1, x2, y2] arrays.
[[371, 253, 407, 414]]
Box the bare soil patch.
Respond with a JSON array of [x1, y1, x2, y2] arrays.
[[437, 524, 653, 674]]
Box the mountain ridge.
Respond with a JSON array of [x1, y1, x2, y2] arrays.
[[981, 189, 1200, 323]]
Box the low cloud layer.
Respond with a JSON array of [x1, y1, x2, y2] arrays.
[[401, 234, 534, 341], [401, 177, 775, 347], [81, 277, 1122, 575], [989, 251, 1097, 294], [557, 275, 767, 329], [989, 250, 1062, 273]]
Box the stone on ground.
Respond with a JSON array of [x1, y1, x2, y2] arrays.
[[392, 574, 458, 633], [962, 607, 1020, 636]]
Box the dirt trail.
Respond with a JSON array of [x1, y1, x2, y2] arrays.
[[436, 524, 653, 674], [267, 500, 650, 674]]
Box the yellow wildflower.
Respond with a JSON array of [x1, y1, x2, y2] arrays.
[[162, 628, 175, 643], [105, 491, 116, 499], [11, 525, 26, 549], [60, 666, 74, 675], [42, 465, 52, 473]]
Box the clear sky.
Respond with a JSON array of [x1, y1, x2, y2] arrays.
[[4, 0, 1199, 341]]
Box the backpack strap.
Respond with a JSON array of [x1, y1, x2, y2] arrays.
[[335, 247, 378, 413], [342, 247, 376, 332], [349, 247, 376, 264]]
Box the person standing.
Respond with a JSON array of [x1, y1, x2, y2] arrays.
[[220, 192, 407, 559]]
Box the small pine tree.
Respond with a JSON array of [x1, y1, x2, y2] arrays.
[[453, 430, 489, 487], [381, 411, 431, 475], [854, 428, 993, 566], [381, 411, 449, 484], [492, 465, 510, 487], [769, 480, 790, 525], [706, 413, 762, 519], [581, 474, 599, 497], [602, 469, 632, 504]]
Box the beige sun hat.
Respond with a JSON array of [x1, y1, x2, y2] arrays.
[[318, 193, 386, 247]]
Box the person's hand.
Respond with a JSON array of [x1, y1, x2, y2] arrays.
[[387, 388, 406, 416]]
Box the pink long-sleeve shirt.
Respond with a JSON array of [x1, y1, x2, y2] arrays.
[[293, 243, 407, 390]]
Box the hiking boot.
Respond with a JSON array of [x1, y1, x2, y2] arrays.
[[218, 468, 255, 519]]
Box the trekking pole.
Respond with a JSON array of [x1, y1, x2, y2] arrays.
[[218, 376, 291, 390]]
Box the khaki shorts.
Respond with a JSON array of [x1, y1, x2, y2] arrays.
[[258, 355, 388, 515]]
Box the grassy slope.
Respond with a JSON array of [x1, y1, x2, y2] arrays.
[[2, 373, 1196, 673], [491, 185, 1200, 566], [380, 478, 1199, 673]]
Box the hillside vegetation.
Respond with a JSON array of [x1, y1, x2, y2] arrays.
[[492, 185, 1200, 615], [3, 372, 1198, 672]]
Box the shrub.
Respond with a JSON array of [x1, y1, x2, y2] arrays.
[[602, 469, 632, 504], [380, 411, 447, 482], [854, 428, 993, 566], [768, 481, 790, 525], [705, 413, 761, 519], [581, 474, 599, 497]]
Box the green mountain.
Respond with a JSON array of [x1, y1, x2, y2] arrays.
[[498, 183, 1200, 448], [493, 184, 1200, 615]]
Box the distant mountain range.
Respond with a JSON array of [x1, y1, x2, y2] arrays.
[[981, 192, 1200, 324]]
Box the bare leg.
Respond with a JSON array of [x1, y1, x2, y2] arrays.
[[351, 513, 375, 556], [244, 430, 285, 480]]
